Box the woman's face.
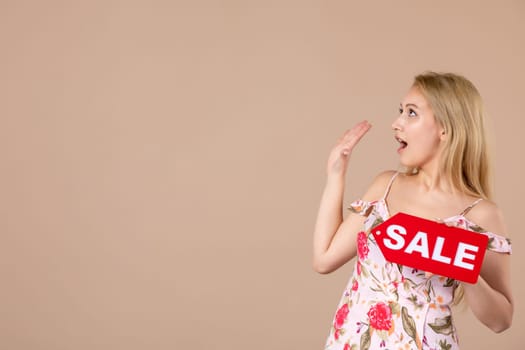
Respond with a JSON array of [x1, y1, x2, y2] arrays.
[[391, 86, 446, 169]]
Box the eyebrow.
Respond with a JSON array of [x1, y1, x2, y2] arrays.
[[399, 103, 419, 109]]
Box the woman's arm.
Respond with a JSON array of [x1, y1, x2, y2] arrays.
[[461, 203, 514, 333], [312, 170, 396, 274], [312, 174, 364, 274], [312, 121, 371, 274], [311, 121, 399, 274]]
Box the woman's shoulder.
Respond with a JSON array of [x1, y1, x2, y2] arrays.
[[464, 199, 509, 238], [361, 170, 398, 201]]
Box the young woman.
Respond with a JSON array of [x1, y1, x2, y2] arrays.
[[313, 72, 513, 350]]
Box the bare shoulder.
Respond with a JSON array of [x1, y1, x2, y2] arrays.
[[466, 199, 509, 237], [361, 170, 398, 202]]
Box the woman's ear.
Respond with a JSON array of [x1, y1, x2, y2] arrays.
[[440, 128, 446, 141]]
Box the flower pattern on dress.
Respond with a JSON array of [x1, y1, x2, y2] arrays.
[[357, 231, 369, 260], [367, 302, 393, 331], [352, 279, 359, 291], [325, 192, 512, 350], [335, 304, 350, 330]]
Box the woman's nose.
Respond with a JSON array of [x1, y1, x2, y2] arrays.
[[391, 115, 402, 131]]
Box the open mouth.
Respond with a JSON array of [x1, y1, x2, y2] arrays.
[[396, 136, 407, 151]]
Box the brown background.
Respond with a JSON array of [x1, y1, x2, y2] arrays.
[[1, 1, 524, 349]]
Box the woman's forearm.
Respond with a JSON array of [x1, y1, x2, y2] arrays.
[[462, 277, 513, 333], [312, 175, 345, 266], [313, 121, 372, 273]]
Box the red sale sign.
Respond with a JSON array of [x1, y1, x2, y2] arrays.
[[372, 213, 489, 283]]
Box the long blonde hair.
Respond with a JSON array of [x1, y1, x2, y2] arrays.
[[405, 71, 493, 201]]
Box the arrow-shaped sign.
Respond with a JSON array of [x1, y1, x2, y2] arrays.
[[371, 213, 488, 283]]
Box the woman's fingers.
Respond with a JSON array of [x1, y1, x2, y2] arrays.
[[338, 121, 369, 141], [340, 120, 372, 154], [424, 271, 435, 279], [327, 120, 372, 175]]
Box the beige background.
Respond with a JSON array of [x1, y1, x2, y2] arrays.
[[1, 1, 524, 349]]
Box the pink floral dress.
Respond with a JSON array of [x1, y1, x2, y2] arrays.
[[324, 173, 512, 350]]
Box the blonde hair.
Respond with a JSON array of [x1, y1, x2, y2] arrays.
[[405, 71, 493, 201], [406, 72, 493, 305]]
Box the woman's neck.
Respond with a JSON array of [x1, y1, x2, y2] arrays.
[[415, 166, 454, 194]]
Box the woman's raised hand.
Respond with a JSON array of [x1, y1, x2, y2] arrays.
[[326, 120, 371, 177]]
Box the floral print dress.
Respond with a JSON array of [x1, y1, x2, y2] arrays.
[[324, 173, 512, 350]]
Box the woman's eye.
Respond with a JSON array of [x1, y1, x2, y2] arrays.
[[398, 108, 403, 114], [408, 109, 417, 117]]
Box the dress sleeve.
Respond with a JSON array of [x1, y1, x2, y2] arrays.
[[454, 219, 513, 254], [461, 220, 512, 254], [484, 231, 512, 254], [346, 199, 374, 217]]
